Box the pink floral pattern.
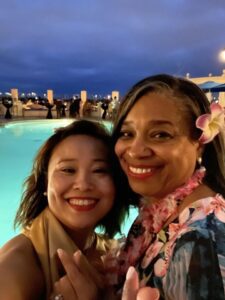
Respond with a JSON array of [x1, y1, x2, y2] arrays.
[[139, 194, 225, 296], [104, 167, 206, 286], [190, 195, 225, 224], [141, 240, 164, 269], [104, 168, 225, 298]]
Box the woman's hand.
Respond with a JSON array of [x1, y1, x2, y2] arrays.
[[122, 266, 160, 300], [52, 249, 104, 300], [53, 274, 77, 300]]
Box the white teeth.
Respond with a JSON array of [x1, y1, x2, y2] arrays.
[[129, 166, 152, 174], [69, 199, 95, 206]]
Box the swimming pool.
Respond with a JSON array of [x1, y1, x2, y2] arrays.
[[0, 119, 137, 247]]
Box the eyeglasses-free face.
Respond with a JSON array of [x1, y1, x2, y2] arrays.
[[47, 135, 115, 234], [115, 92, 202, 200]]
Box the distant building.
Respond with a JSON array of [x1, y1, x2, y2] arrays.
[[186, 69, 225, 104]]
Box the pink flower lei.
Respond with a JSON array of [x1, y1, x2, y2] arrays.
[[104, 167, 206, 286]]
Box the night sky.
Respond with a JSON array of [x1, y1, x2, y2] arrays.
[[0, 0, 225, 98]]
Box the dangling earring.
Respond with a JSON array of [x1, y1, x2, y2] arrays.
[[43, 191, 47, 196], [197, 157, 202, 166]]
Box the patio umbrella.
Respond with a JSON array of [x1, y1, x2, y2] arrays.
[[198, 81, 222, 91], [210, 83, 225, 92]]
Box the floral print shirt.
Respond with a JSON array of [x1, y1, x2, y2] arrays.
[[130, 195, 225, 299]]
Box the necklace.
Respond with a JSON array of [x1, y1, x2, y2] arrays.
[[140, 167, 206, 233], [105, 167, 206, 285]]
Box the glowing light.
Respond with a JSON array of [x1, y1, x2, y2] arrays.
[[219, 49, 225, 62]]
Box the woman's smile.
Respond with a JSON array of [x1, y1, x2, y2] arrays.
[[115, 92, 201, 199], [126, 163, 157, 179], [68, 198, 98, 211], [47, 134, 115, 230]]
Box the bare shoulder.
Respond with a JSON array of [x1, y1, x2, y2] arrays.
[[0, 234, 45, 299]]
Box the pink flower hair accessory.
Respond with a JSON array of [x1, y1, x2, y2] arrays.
[[196, 102, 225, 144]]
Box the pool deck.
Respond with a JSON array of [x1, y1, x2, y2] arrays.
[[0, 114, 103, 127], [0, 116, 55, 126]]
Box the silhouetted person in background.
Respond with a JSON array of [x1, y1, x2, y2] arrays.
[[69, 98, 81, 118], [61, 101, 67, 117], [45, 101, 54, 119], [56, 100, 62, 118], [3, 99, 13, 119], [101, 100, 109, 119]]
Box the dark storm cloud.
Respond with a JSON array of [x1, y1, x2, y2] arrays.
[[0, 0, 225, 97]]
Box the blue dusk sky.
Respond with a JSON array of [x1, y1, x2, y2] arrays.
[[0, 0, 225, 97]]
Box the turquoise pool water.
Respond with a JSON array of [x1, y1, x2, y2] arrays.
[[0, 119, 137, 247]]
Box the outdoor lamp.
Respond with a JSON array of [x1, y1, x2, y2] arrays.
[[219, 48, 225, 62]]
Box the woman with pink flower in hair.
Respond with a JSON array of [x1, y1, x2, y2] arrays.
[[109, 74, 225, 300], [53, 74, 225, 300]]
